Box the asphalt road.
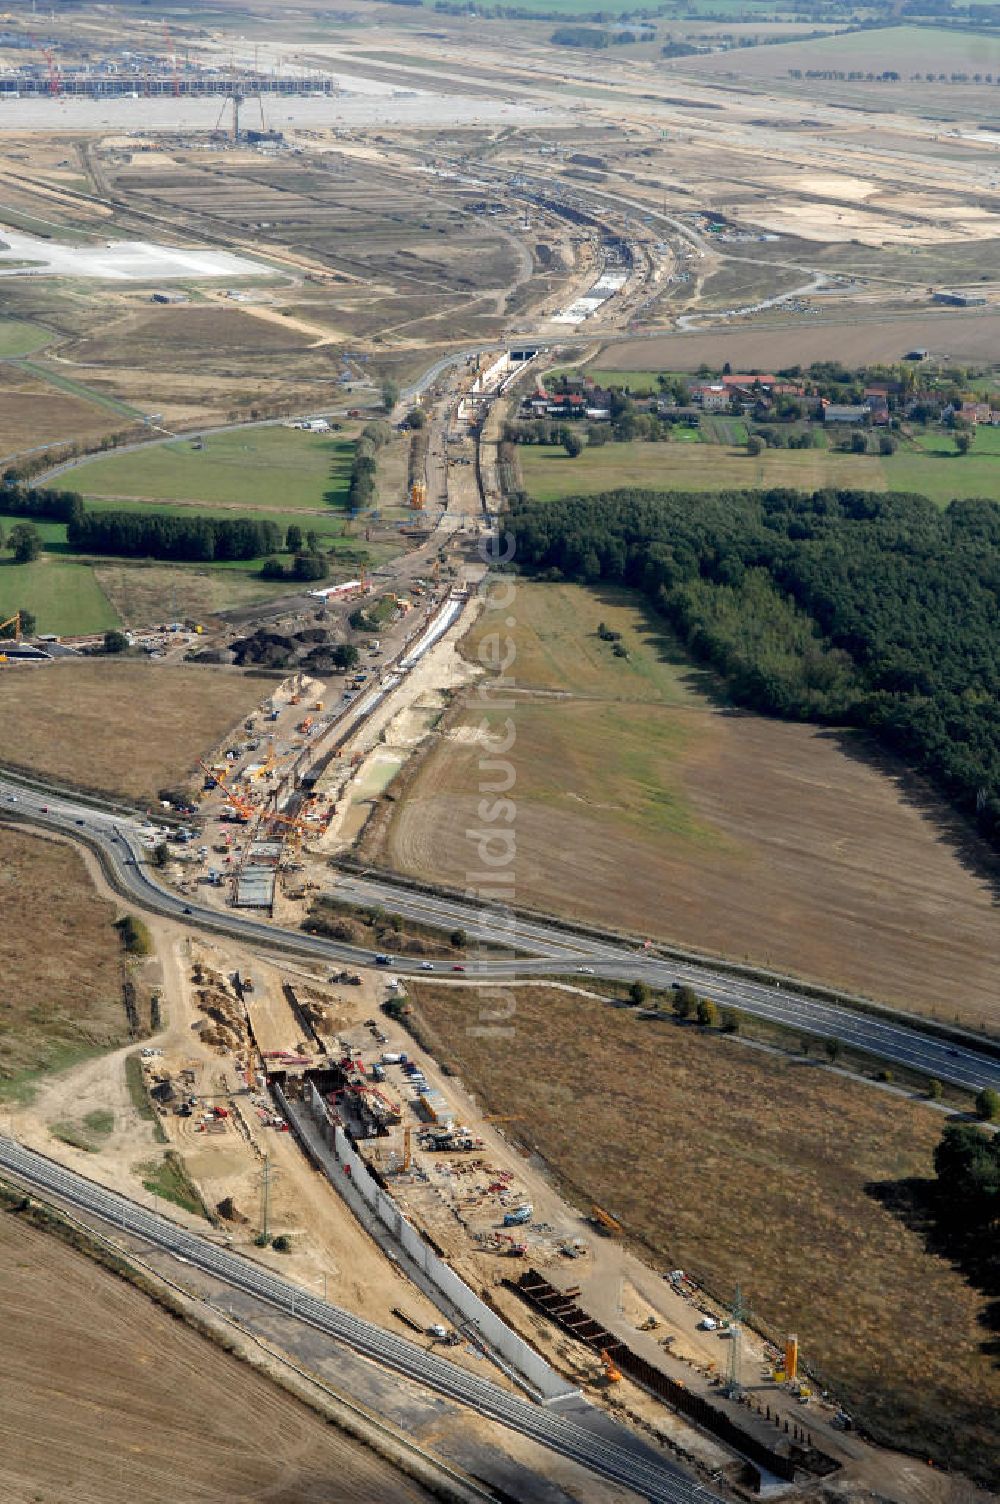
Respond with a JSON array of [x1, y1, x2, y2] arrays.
[[0, 1134, 718, 1504], [2, 775, 998, 1095]]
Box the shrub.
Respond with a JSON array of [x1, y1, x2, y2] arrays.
[[696, 998, 718, 1029], [116, 914, 152, 956], [974, 1087, 1000, 1122]]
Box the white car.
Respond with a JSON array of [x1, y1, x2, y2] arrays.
[[420, 962, 435, 971], [577, 965, 595, 975]]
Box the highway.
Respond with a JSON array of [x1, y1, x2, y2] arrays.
[[2, 775, 999, 1095], [0, 1133, 718, 1504]]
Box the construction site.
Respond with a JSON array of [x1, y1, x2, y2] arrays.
[[0, 0, 997, 1494]]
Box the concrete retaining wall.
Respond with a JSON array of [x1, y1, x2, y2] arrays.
[[300, 1081, 573, 1401]]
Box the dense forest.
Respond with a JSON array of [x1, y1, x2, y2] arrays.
[[67, 509, 281, 562], [0, 480, 84, 525], [509, 487, 1000, 849], [0, 477, 281, 562]]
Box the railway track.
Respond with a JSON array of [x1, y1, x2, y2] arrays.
[[0, 1134, 719, 1504]]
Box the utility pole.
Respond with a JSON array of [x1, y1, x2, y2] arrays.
[[259, 1152, 272, 1242], [724, 1283, 748, 1399]]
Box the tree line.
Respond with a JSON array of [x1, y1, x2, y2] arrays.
[[509, 486, 1000, 850], [67, 509, 282, 562], [347, 419, 392, 513], [0, 479, 85, 525], [0, 476, 281, 563]]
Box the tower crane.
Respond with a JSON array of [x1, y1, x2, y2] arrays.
[[198, 760, 255, 820], [30, 35, 60, 96], [162, 21, 180, 97]]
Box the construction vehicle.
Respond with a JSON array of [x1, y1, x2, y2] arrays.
[[503, 1204, 533, 1227], [591, 1203, 624, 1235], [409, 479, 427, 510], [198, 761, 255, 821], [600, 1349, 623, 1384], [0, 612, 22, 643], [298, 715, 314, 734]]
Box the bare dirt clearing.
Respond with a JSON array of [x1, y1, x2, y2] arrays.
[[0, 1213, 432, 1504], [0, 827, 124, 1095], [0, 662, 265, 802], [409, 982, 1000, 1485], [378, 584, 999, 1026]]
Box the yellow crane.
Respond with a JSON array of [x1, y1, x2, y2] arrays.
[[0, 612, 22, 663]]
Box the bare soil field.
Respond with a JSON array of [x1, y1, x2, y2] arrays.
[[607, 310, 1000, 372], [0, 827, 124, 1095], [0, 1213, 431, 1504], [377, 584, 999, 1026], [409, 982, 1000, 1484], [0, 662, 265, 803], [104, 148, 523, 310]]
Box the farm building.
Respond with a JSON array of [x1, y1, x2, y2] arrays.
[[823, 404, 870, 424], [932, 291, 987, 308]]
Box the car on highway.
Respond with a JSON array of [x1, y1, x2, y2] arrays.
[[577, 966, 595, 975], [182, 906, 192, 915], [420, 961, 435, 971], [40, 804, 47, 812], [452, 964, 465, 973], [75, 818, 85, 826]]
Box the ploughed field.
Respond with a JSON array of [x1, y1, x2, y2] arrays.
[[374, 582, 999, 1028], [0, 1214, 432, 1504]]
